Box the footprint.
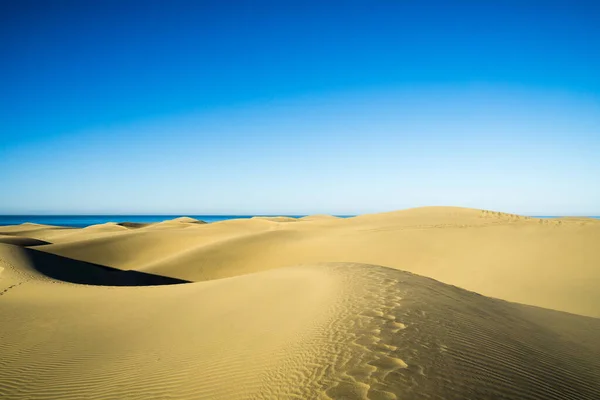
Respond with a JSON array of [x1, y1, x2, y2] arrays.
[[369, 355, 408, 370], [347, 364, 377, 382], [387, 321, 406, 333], [368, 388, 398, 400], [362, 309, 385, 318], [354, 335, 381, 347], [326, 380, 370, 399], [376, 343, 398, 352]]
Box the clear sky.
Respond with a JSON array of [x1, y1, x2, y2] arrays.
[[1, 1, 599, 215]]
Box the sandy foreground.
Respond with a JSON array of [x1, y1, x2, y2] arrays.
[[0, 206, 599, 399]]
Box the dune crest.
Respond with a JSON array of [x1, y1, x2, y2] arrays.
[[169, 216, 205, 223], [251, 216, 298, 222], [300, 214, 341, 221]]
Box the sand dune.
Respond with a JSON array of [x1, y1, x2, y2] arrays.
[[300, 214, 341, 220], [1, 207, 599, 399], [0, 223, 75, 240], [81, 222, 130, 232], [252, 216, 298, 222], [11, 206, 600, 317]]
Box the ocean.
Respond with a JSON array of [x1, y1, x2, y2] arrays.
[[0, 215, 596, 228], [0, 215, 305, 228]]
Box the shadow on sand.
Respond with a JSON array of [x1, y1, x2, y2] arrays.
[[23, 248, 190, 287], [0, 236, 52, 246]]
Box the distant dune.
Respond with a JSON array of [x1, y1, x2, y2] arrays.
[[169, 216, 206, 223], [251, 216, 298, 222], [1, 207, 599, 399], [300, 214, 341, 221]]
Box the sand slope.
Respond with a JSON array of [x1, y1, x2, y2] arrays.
[[8, 206, 599, 317], [1, 243, 599, 399], [1, 207, 599, 399]]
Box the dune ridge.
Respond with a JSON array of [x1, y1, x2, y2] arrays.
[[1, 207, 599, 399]]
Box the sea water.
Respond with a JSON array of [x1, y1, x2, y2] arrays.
[[0, 215, 306, 228], [0, 215, 595, 228]]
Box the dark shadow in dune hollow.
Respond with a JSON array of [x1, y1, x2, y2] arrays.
[[23, 248, 190, 286], [117, 222, 150, 228], [0, 236, 52, 246]]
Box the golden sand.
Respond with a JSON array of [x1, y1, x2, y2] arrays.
[[1, 207, 599, 399]]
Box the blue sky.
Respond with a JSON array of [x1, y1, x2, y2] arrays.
[[1, 1, 599, 215]]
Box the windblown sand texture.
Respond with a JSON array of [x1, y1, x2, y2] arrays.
[[1, 207, 599, 399]]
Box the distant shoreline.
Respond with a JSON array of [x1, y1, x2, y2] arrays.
[[0, 214, 598, 228], [0, 215, 354, 228]]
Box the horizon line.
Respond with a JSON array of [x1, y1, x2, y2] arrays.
[[1, 212, 599, 217]]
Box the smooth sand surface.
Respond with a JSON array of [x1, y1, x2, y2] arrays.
[[1, 206, 599, 399]]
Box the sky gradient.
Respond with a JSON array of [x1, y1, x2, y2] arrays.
[[2, 1, 599, 215]]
